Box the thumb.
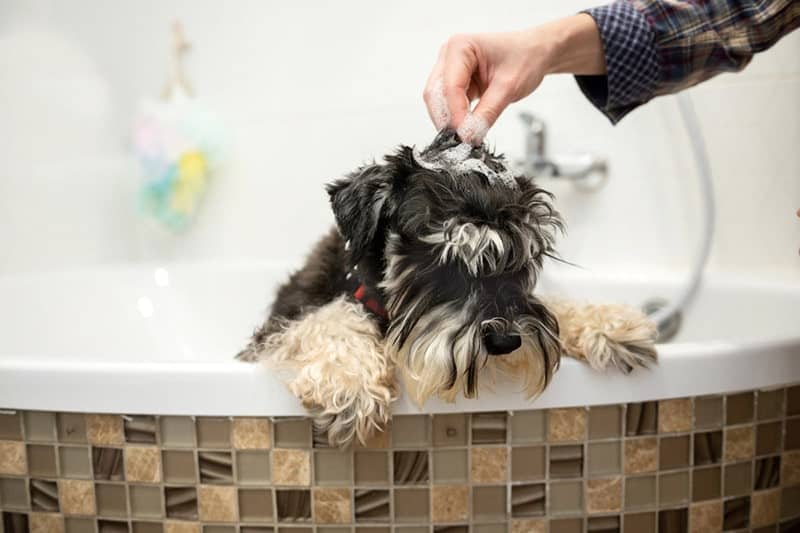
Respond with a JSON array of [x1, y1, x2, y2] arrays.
[[457, 83, 510, 145]]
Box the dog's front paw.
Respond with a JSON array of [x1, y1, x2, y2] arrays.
[[301, 385, 394, 448]]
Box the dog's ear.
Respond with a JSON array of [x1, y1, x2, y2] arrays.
[[326, 163, 395, 263]]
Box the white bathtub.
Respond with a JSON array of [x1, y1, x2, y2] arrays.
[[1, 263, 799, 416]]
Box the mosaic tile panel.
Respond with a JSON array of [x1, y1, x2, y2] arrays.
[[2, 385, 800, 531]]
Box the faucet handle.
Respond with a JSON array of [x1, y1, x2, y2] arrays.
[[519, 111, 544, 131]]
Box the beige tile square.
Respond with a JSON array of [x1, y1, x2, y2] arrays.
[[586, 476, 621, 513], [548, 408, 586, 442], [0, 440, 27, 475], [725, 425, 755, 462], [164, 521, 200, 533], [625, 437, 657, 474], [751, 488, 780, 527], [431, 485, 468, 522], [781, 450, 800, 485], [471, 447, 508, 483], [86, 415, 124, 446], [59, 479, 96, 515], [689, 501, 722, 533], [232, 418, 271, 449], [198, 485, 237, 522], [658, 399, 692, 433], [29, 512, 64, 533], [511, 519, 546, 533], [125, 446, 162, 483], [314, 488, 351, 524], [271, 449, 311, 486]]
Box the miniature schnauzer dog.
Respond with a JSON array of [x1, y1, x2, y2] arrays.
[[238, 130, 657, 447]]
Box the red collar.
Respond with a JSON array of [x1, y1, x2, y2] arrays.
[[353, 283, 389, 319]]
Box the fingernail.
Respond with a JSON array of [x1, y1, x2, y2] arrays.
[[457, 112, 489, 146]]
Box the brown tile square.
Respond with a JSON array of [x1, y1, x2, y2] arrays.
[[625, 402, 658, 436], [787, 385, 800, 416], [353, 489, 389, 522], [355, 425, 391, 450], [202, 526, 234, 533], [781, 450, 800, 485], [472, 412, 507, 444], [549, 408, 587, 443], [550, 481, 583, 516], [758, 389, 785, 421], [124, 416, 157, 444], [196, 418, 231, 449], [587, 515, 620, 533], [236, 451, 270, 485], [727, 392, 754, 426], [511, 483, 545, 517], [511, 518, 546, 533], [198, 485, 236, 522], [658, 399, 692, 434], [132, 522, 163, 533], [511, 446, 545, 481], [724, 496, 750, 530], [315, 450, 353, 485], [510, 410, 546, 444], [162, 450, 196, 484], [624, 475, 656, 511], [0, 441, 27, 475], [27, 444, 57, 477], [233, 418, 271, 450], [751, 488, 780, 528], [0, 477, 29, 510], [391, 416, 430, 448], [126, 446, 161, 483], [785, 418, 800, 450], [25, 412, 57, 442], [433, 414, 467, 447], [86, 415, 124, 446], [273, 419, 311, 449], [64, 517, 95, 533], [724, 461, 753, 497], [354, 451, 389, 485], [432, 449, 467, 483], [693, 430, 723, 466], [238, 488, 273, 522], [659, 470, 690, 506], [431, 485, 468, 522], [96, 482, 127, 517], [97, 519, 130, 533], [199, 451, 235, 485], [694, 396, 723, 430], [271, 449, 310, 486], [549, 518, 582, 533], [471, 447, 508, 483], [692, 466, 721, 502], [59, 446, 91, 479], [726, 426, 755, 462], [30, 478, 59, 512], [394, 488, 430, 523], [472, 485, 506, 521], [589, 405, 622, 440], [658, 508, 688, 533], [690, 501, 722, 533], [588, 441, 620, 477], [29, 512, 64, 533], [313, 488, 349, 524], [624, 512, 656, 533], [59, 479, 95, 515], [550, 444, 584, 479], [159, 417, 195, 448], [164, 486, 197, 520], [780, 485, 800, 520], [660, 435, 690, 470], [0, 412, 22, 440], [129, 484, 163, 519], [93, 447, 124, 481], [755, 455, 781, 490], [586, 476, 621, 514], [624, 437, 657, 474], [393, 451, 428, 485], [758, 422, 783, 456], [473, 525, 508, 533]]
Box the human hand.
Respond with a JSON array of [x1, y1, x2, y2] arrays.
[[423, 15, 606, 145]]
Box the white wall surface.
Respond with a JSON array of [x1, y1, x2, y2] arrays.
[[1, 0, 798, 282]]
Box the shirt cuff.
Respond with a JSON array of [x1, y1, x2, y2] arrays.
[[575, 1, 660, 124]]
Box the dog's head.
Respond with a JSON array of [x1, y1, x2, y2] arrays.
[[327, 129, 563, 405]]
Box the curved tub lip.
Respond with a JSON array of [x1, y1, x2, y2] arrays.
[[2, 334, 799, 416]]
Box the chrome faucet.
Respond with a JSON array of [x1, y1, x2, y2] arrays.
[[515, 112, 608, 186]]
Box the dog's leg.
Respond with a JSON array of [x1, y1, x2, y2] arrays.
[[543, 297, 658, 373], [248, 296, 397, 447]]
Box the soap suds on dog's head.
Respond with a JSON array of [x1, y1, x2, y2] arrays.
[[457, 112, 489, 146], [413, 129, 517, 188]]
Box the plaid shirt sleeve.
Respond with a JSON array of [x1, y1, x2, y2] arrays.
[[576, 0, 800, 123]]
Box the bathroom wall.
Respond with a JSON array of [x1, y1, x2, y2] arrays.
[[0, 0, 798, 281]]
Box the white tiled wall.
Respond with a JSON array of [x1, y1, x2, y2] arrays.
[[0, 0, 798, 281]]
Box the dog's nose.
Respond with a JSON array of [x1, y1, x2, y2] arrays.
[[484, 333, 522, 355]]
